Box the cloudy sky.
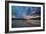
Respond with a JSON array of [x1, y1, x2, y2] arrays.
[[12, 6, 41, 18]]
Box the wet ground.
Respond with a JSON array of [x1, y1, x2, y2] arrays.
[[12, 19, 41, 28]]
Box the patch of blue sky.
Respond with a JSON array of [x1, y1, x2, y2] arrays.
[[12, 6, 41, 18]]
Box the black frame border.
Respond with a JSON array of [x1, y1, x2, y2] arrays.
[[5, 1, 45, 33]]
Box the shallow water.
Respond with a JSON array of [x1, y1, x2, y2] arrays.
[[12, 20, 41, 28]]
